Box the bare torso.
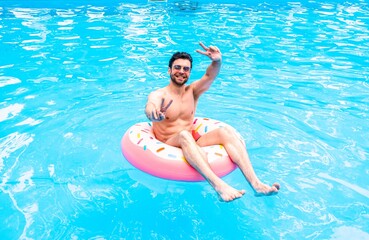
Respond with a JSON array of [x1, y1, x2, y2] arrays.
[[152, 84, 198, 142]]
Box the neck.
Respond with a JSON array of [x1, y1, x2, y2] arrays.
[[168, 82, 186, 95]]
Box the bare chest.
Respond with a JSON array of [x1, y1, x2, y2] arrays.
[[165, 93, 196, 120]]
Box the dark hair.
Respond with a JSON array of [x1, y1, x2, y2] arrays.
[[168, 52, 193, 69]]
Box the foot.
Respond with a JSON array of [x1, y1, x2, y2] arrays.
[[214, 182, 246, 202], [254, 182, 280, 196]]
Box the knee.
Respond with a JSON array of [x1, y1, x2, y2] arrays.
[[178, 130, 194, 146], [219, 126, 236, 136], [219, 126, 239, 141]]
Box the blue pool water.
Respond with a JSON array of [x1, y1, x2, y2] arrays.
[[1, 0, 369, 239]]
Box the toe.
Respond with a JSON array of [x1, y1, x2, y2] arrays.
[[272, 183, 280, 191]]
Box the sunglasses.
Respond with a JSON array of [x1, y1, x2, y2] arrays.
[[173, 65, 191, 72]]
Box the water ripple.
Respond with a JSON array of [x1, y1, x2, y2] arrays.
[[1, 1, 369, 239]]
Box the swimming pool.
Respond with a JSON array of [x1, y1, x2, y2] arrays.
[[1, 0, 368, 239]]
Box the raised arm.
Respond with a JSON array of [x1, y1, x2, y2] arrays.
[[192, 42, 222, 98]]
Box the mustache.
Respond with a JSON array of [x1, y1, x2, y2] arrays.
[[170, 73, 188, 86]]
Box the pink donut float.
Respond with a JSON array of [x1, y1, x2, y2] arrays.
[[121, 117, 243, 181]]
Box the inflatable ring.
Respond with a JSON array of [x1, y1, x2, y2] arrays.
[[121, 117, 243, 181]]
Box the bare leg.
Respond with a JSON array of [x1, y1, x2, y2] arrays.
[[197, 127, 280, 196], [166, 131, 245, 202]]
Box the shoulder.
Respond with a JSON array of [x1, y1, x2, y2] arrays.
[[187, 81, 198, 91], [149, 87, 166, 97]]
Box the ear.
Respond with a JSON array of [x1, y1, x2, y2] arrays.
[[168, 67, 171, 74]]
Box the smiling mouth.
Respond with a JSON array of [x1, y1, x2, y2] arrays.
[[170, 73, 188, 86], [175, 75, 185, 80], [176, 74, 186, 79]]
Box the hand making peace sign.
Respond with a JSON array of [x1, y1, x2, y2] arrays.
[[150, 98, 173, 122], [196, 42, 222, 62]]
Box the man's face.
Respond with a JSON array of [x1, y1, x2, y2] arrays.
[[168, 59, 191, 87]]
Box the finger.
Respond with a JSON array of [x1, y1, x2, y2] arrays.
[[199, 42, 208, 50], [196, 49, 210, 56], [162, 99, 173, 112], [160, 98, 165, 108], [146, 112, 150, 119], [159, 112, 165, 120], [152, 110, 159, 120], [209, 46, 220, 52]]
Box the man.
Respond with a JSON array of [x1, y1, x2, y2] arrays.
[[145, 42, 280, 202]]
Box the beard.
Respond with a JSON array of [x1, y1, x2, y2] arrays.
[[170, 73, 188, 87]]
